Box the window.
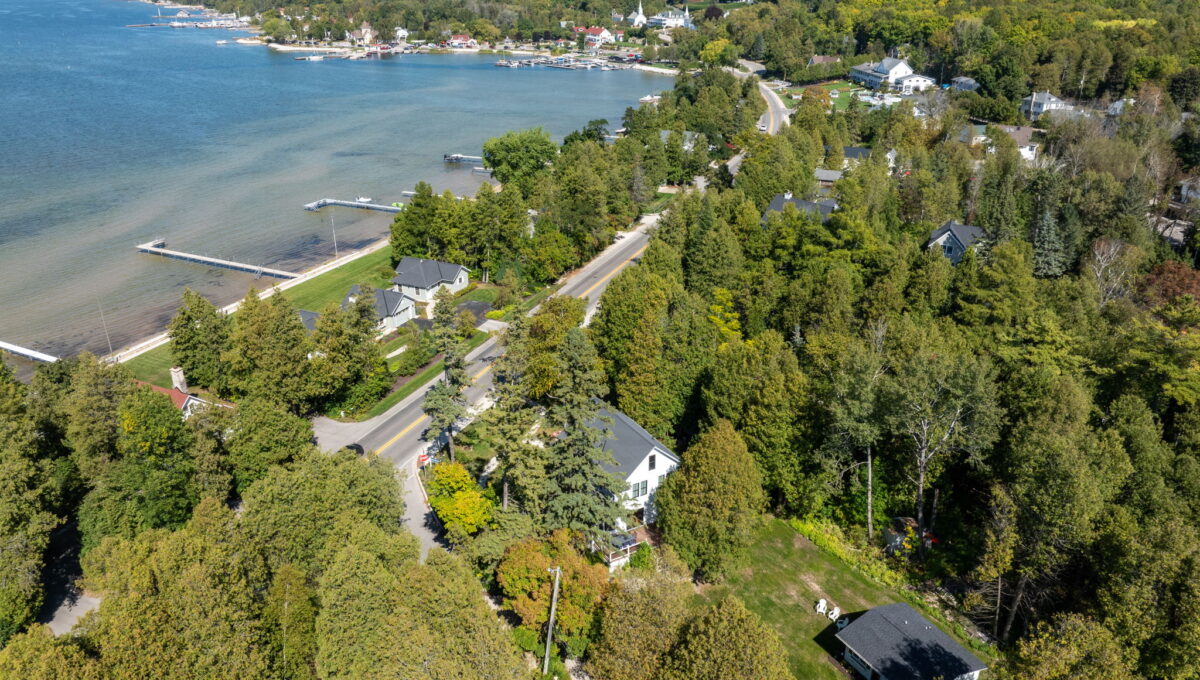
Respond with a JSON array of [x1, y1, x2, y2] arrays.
[[648, 454, 656, 471], [631, 480, 648, 498], [658, 475, 666, 487]]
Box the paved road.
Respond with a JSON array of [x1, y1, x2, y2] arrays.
[[726, 62, 789, 175], [314, 215, 658, 553]]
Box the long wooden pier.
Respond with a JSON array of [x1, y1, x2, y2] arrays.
[[303, 198, 403, 213], [135, 239, 298, 279], [0, 340, 58, 363]]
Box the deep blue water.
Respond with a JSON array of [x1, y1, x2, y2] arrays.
[[0, 0, 663, 355]]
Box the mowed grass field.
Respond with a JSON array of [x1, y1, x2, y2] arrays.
[[785, 79, 862, 112], [701, 519, 994, 680], [125, 247, 394, 387]]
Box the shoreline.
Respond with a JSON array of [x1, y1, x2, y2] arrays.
[[112, 238, 390, 364]]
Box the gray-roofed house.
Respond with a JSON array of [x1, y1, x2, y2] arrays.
[[815, 167, 844, 187], [927, 220, 985, 264], [342, 284, 417, 333], [763, 192, 839, 224], [391, 256, 469, 303], [951, 75, 980, 92], [297, 309, 321, 332], [836, 603, 987, 680], [808, 54, 841, 67], [589, 406, 679, 524]]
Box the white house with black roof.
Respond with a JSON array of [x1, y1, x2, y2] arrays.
[[390, 256, 469, 303], [342, 284, 416, 333], [836, 603, 986, 680], [763, 192, 839, 224], [589, 406, 679, 525], [926, 220, 985, 265]]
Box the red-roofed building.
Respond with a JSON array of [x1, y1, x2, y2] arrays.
[[447, 34, 477, 48], [573, 26, 614, 45], [135, 381, 223, 420]]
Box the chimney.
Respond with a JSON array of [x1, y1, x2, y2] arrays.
[[169, 367, 188, 393]]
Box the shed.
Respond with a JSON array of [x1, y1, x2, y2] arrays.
[[836, 603, 987, 680]]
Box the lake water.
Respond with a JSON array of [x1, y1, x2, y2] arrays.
[[0, 0, 664, 357]]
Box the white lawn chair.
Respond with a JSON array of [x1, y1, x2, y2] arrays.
[[828, 606, 841, 621], [815, 598, 827, 615]]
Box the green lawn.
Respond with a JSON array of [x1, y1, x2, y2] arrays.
[[124, 247, 394, 387], [282, 248, 394, 313], [643, 191, 674, 214], [702, 519, 993, 680], [363, 330, 490, 419], [458, 285, 500, 305], [123, 345, 174, 388], [784, 80, 861, 111]]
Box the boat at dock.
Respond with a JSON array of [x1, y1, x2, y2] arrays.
[[356, 196, 373, 203], [215, 40, 228, 45], [295, 55, 325, 61]]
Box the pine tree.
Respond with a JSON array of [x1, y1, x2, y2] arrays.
[[543, 329, 625, 544], [656, 420, 764, 581], [484, 317, 543, 514], [1029, 171, 1068, 278], [167, 289, 229, 390], [63, 353, 132, 483]]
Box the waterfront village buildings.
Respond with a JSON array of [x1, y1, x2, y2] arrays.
[[849, 58, 935, 94], [447, 34, 478, 49]]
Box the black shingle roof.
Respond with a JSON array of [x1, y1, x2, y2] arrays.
[[765, 194, 839, 224], [835, 603, 986, 680], [391, 257, 467, 290], [927, 220, 985, 251], [297, 309, 320, 332], [343, 285, 413, 321], [587, 406, 677, 478]]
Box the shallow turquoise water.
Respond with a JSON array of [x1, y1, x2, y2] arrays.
[[0, 0, 664, 355]]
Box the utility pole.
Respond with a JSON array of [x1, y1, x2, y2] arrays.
[[542, 566, 562, 676], [330, 213, 339, 258]]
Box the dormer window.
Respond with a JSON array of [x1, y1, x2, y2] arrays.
[[649, 454, 656, 471]]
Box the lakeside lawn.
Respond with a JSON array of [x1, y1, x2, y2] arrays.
[[784, 80, 861, 112], [281, 248, 394, 313], [124, 248, 395, 387], [700, 518, 995, 680]]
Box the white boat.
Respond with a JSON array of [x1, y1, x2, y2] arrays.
[[215, 40, 228, 45], [356, 196, 373, 203], [295, 54, 324, 61]]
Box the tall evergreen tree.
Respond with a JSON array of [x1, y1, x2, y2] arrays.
[[424, 287, 468, 461], [167, 289, 229, 390], [543, 329, 625, 544], [655, 420, 764, 581], [223, 291, 311, 412], [1028, 170, 1069, 278]]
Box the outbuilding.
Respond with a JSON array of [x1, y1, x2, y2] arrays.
[[836, 603, 987, 680]]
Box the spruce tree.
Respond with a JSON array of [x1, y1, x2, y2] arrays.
[[543, 329, 625, 545], [167, 289, 229, 391], [1029, 171, 1068, 278], [484, 317, 542, 514]]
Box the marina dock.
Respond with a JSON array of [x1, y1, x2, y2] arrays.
[[443, 153, 483, 163], [303, 198, 403, 213], [0, 340, 58, 363], [135, 239, 298, 279]]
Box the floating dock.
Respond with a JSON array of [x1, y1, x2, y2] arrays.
[[443, 153, 483, 163], [0, 340, 58, 363], [135, 239, 298, 279], [303, 198, 403, 213]]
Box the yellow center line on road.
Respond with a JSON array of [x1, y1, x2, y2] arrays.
[[576, 244, 648, 300], [373, 241, 647, 458]]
